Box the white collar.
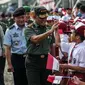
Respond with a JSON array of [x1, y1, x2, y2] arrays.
[[75, 42, 85, 48], [14, 23, 19, 30], [14, 23, 26, 30]]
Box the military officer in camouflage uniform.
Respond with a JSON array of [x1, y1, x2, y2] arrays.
[[24, 6, 58, 85], [0, 12, 8, 33], [23, 6, 33, 25]]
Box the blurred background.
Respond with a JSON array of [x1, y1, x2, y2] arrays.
[[0, 0, 85, 13]]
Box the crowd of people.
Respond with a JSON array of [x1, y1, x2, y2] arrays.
[[0, 2, 85, 85]]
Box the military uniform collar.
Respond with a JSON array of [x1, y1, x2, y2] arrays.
[[14, 23, 26, 30], [34, 22, 46, 29], [14, 23, 20, 30], [34, 22, 40, 28]]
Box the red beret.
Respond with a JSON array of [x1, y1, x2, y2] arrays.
[[58, 21, 67, 33], [75, 22, 85, 37]]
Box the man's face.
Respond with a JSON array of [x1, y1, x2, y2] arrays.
[[14, 15, 25, 27], [24, 12, 30, 22], [72, 33, 81, 43], [35, 15, 47, 26], [67, 10, 72, 15]]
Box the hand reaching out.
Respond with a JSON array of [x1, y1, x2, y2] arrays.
[[71, 76, 81, 85]]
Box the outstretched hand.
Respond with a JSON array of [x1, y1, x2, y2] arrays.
[[71, 76, 81, 85]]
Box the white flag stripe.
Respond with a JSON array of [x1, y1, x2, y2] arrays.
[[52, 57, 59, 71], [53, 76, 62, 84]]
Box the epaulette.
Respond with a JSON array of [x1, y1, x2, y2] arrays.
[[9, 25, 15, 30], [27, 23, 34, 29]]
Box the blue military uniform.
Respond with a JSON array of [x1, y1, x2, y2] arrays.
[[4, 23, 28, 85], [4, 7, 28, 85], [4, 23, 27, 54]]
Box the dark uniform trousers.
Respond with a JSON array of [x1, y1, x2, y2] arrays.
[[11, 54, 28, 85], [25, 54, 52, 85], [0, 56, 5, 85]]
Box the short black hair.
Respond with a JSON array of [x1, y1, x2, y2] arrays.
[[13, 7, 25, 17], [80, 5, 85, 13], [65, 8, 71, 10], [76, 2, 82, 9]]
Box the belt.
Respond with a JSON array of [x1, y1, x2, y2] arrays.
[[12, 53, 27, 57], [28, 54, 48, 58]]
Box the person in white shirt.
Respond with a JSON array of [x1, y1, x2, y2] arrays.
[[55, 22, 85, 85], [62, 8, 72, 22], [56, 21, 70, 62]]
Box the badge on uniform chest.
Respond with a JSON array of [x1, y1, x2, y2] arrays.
[[40, 55, 45, 58], [13, 32, 19, 37], [14, 41, 20, 46]]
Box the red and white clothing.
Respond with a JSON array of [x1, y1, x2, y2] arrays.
[[62, 14, 72, 22], [61, 42, 85, 85], [61, 42, 85, 67], [59, 34, 69, 59]]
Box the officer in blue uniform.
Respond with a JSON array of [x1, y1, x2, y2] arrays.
[[4, 7, 28, 85]]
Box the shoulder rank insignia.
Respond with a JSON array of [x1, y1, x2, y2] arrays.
[[27, 23, 34, 29], [9, 25, 15, 30]]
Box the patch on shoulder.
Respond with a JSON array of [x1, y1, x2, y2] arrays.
[[27, 23, 34, 29], [9, 25, 15, 30]]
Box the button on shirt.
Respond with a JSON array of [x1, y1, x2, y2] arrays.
[[4, 23, 27, 54], [61, 42, 85, 68]]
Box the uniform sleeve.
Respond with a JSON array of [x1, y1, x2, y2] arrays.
[[0, 25, 4, 47], [4, 29, 12, 46], [78, 48, 85, 67], [60, 42, 70, 53], [24, 28, 36, 42], [0, 25, 4, 39]]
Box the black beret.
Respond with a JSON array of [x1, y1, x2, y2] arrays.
[[34, 6, 48, 19], [13, 7, 25, 17]]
